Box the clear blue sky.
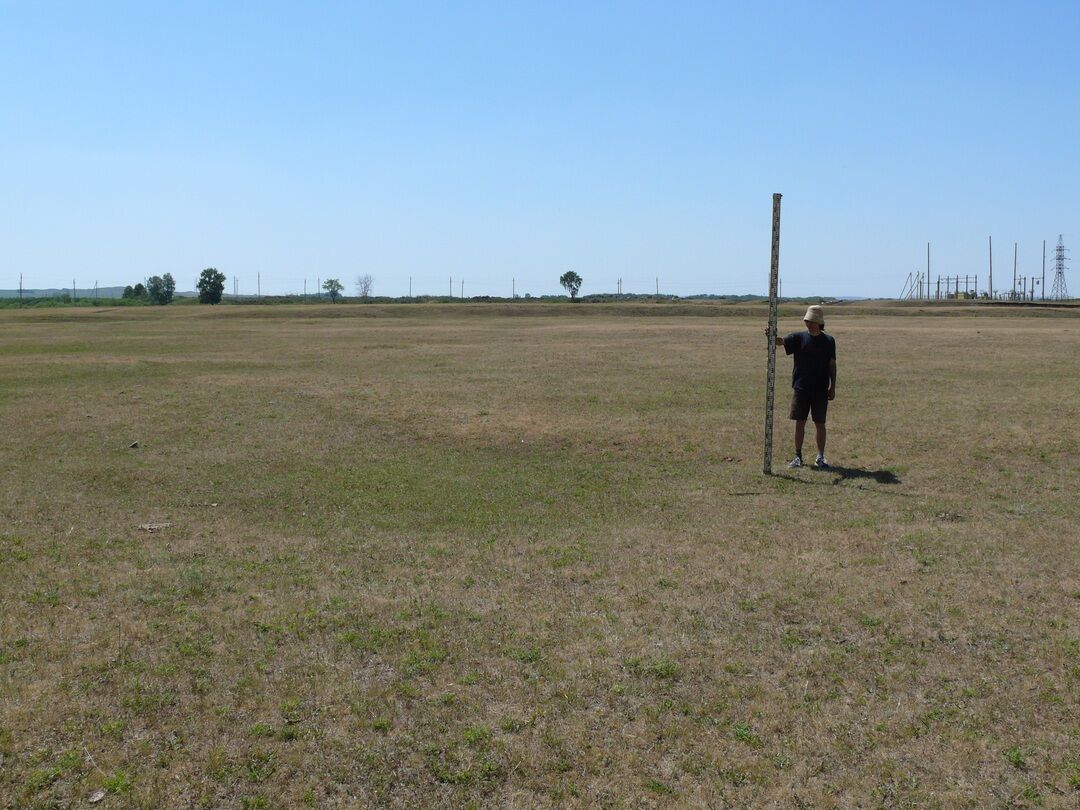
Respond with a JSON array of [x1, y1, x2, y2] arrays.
[[2, 1, 1077, 298]]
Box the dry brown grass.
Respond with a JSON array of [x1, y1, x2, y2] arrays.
[[1, 302, 1078, 808]]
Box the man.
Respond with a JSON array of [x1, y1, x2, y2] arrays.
[[769, 304, 837, 468]]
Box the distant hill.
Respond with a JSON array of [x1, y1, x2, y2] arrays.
[[0, 287, 196, 299], [0, 287, 128, 299]]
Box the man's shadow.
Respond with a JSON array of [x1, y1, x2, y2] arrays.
[[774, 466, 902, 486], [824, 466, 901, 484]]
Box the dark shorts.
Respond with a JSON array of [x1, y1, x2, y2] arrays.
[[789, 389, 828, 423]]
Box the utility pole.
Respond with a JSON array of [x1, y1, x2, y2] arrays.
[[73, 278, 77, 302], [460, 279, 464, 298], [303, 279, 307, 298], [257, 273, 261, 299], [409, 276, 412, 297], [926, 243, 930, 300], [1042, 240, 1046, 301], [1013, 243, 1017, 299], [450, 276, 453, 297], [512, 278, 515, 298], [1049, 235, 1070, 300], [18, 273, 23, 306], [655, 277, 659, 296], [988, 236, 993, 299]]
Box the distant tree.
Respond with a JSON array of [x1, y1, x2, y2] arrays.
[[356, 273, 374, 299], [122, 283, 150, 301], [147, 273, 176, 305], [559, 270, 583, 300], [323, 278, 344, 302], [197, 267, 227, 304], [147, 277, 165, 304]]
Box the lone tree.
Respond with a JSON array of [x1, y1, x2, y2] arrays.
[[560, 270, 583, 300], [147, 273, 176, 305], [196, 267, 227, 304], [356, 273, 374, 299], [323, 278, 344, 302]]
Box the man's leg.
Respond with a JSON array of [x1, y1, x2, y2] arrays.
[[814, 422, 826, 457], [809, 394, 830, 467], [788, 392, 810, 466]]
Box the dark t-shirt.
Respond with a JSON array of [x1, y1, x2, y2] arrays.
[[783, 330, 836, 393]]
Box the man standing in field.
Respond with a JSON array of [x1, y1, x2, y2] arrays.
[[770, 304, 837, 468]]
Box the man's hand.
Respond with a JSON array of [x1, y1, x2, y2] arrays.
[[764, 326, 783, 346], [827, 388, 836, 401]]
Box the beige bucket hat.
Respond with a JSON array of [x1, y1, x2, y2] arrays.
[[803, 305, 825, 325]]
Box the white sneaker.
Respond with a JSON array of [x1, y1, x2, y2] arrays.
[[787, 455, 803, 468], [814, 455, 830, 469]]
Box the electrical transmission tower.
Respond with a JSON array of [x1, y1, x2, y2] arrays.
[[1049, 235, 1070, 300]]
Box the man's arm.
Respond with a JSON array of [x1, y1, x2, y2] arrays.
[[828, 358, 837, 400]]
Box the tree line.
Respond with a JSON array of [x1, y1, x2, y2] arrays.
[[120, 269, 227, 305], [114, 270, 584, 305]]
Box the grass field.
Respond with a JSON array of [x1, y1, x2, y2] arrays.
[[1, 302, 1078, 808]]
